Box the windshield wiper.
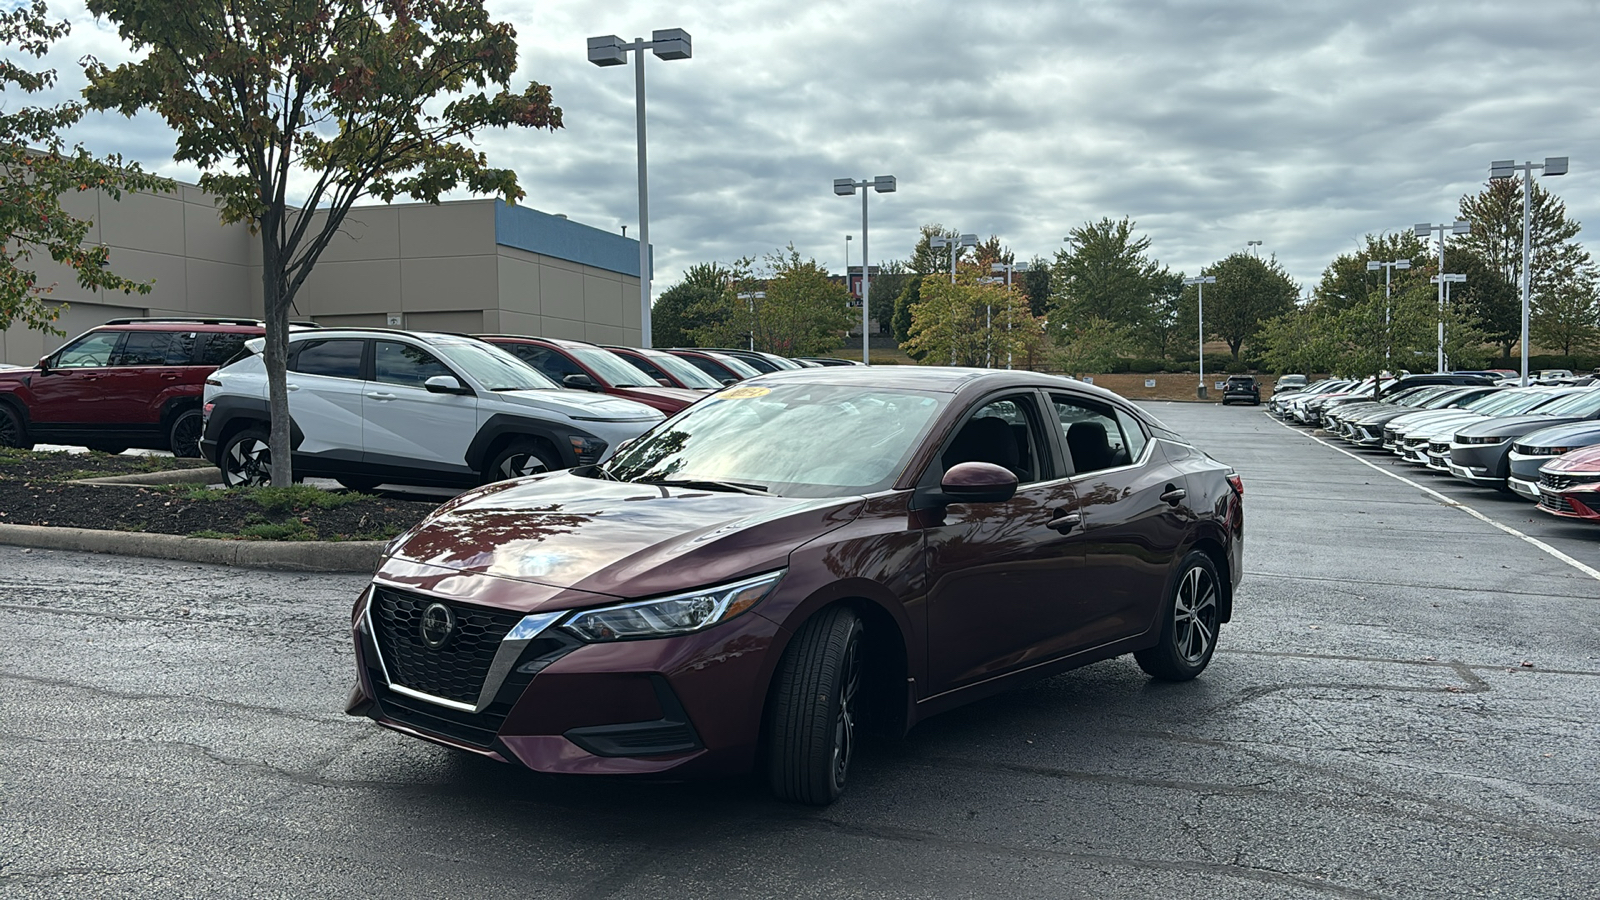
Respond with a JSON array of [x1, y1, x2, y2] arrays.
[[639, 477, 769, 495]]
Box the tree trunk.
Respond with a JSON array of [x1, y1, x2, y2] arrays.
[[259, 217, 294, 487]]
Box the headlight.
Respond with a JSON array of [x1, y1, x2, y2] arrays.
[[563, 570, 785, 641], [1458, 435, 1505, 445], [568, 434, 609, 464]]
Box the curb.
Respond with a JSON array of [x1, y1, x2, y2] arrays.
[[73, 468, 218, 486], [0, 523, 383, 573]]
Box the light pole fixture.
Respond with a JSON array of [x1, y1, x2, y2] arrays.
[[587, 28, 692, 349], [844, 234, 853, 304], [834, 175, 897, 365], [1247, 240, 1262, 257], [1366, 258, 1411, 366], [929, 233, 978, 284], [1184, 275, 1216, 399], [987, 261, 1030, 369], [1430, 274, 1466, 371], [1490, 156, 1569, 386], [1413, 220, 1471, 374], [736, 291, 765, 351]]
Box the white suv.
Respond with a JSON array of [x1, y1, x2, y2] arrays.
[[199, 329, 665, 490]]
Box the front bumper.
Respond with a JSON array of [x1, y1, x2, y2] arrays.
[[1508, 475, 1540, 500], [1447, 441, 1511, 484], [1537, 479, 1600, 520], [348, 573, 782, 778]]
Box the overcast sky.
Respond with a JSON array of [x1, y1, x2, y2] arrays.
[[32, 0, 1600, 297]]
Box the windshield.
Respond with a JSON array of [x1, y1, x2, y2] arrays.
[[1532, 389, 1600, 417], [567, 345, 656, 388], [431, 339, 557, 391], [603, 383, 946, 498], [708, 353, 763, 379], [633, 349, 720, 389], [1493, 391, 1572, 415]]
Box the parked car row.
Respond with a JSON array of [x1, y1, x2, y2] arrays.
[[1270, 375, 1600, 521]]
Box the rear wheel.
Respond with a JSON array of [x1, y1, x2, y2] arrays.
[[0, 406, 31, 450], [1135, 550, 1221, 682], [167, 408, 204, 458], [335, 476, 383, 492], [85, 443, 129, 454], [766, 607, 864, 806], [219, 427, 272, 487], [485, 439, 560, 483]]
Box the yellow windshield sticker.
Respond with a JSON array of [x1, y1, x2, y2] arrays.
[[721, 385, 771, 399]]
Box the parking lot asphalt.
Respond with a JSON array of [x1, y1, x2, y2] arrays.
[[3, 401, 1598, 899]]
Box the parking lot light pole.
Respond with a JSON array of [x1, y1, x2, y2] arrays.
[[1413, 220, 1471, 374], [1430, 274, 1466, 371], [1184, 275, 1216, 399], [1366, 258, 1411, 367], [991, 261, 1029, 369], [587, 29, 692, 349], [834, 176, 897, 365], [1247, 240, 1262, 257], [930, 233, 979, 285], [1490, 157, 1569, 386]]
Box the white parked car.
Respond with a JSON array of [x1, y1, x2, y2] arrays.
[[199, 329, 665, 490]]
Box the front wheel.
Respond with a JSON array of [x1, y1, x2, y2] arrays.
[[485, 439, 560, 483], [1135, 550, 1221, 682], [167, 409, 204, 458], [0, 406, 32, 450], [219, 427, 272, 487], [766, 607, 864, 806]]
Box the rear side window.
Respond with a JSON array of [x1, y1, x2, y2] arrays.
[[197, 333, 250, 367], [373, 341, 453, 387], [291, 339, 365, 379], [1052, 395, 1135, 475], [1116, 409, 1149, 462], [113, 332, 178, 366]]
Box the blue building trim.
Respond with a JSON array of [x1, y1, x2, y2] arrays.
[[494, 201, 651, 278]]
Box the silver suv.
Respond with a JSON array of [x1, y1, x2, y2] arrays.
[[200, 329, 664, 490]]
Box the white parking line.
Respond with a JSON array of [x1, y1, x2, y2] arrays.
[[1266, 413, 1600, 584]]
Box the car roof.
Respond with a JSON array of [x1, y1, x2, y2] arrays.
[[745, 365, 1106, 395]]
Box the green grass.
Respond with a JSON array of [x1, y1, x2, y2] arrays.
[[159, 483, 370, 510], [188, 521, 320, 542]]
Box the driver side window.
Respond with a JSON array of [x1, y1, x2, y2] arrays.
[[940, 395, 1049, 484], [54, 332, 122, 368]]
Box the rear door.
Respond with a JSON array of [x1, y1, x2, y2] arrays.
[[105, 330, 196, 424], [361, 340, 478, 473], [1049, 394, 1192, 648], [285, 338, 368, 458], [921, 391, 1088, 694]]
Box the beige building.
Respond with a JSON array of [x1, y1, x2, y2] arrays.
[[2, 181, 645, 365]]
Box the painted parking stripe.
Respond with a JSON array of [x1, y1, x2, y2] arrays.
[[1266, 413, 1600, 584]]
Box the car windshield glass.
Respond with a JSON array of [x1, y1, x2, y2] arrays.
[[603, 384, 946, 498], [708, 353, 762, 378], [1533, 389, 1600, 417], [1398, 388, 1446, 405], [1499, 391, 1572, 414], [430, 339, 557, 391], [566, 345, 655, 388], [761, 354, 803, 370], [1416, 389, 1466, 408], [635, 349, 721, 389]]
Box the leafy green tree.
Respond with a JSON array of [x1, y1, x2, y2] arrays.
[[904, 280, 1028, 367], [1020, 257, 1051, 317], [1444, 246, 1519, 358], [1203, 252, 1299, 360], [1134, 269, 1185, 362], [1052, 217, 1164, 331], [868, 260, 910, 337], [1530, 256, 1600, 355], [1, 0, 164, 335], [1050, 316, 1129, 378], [654, 263, 732, 347], [750, 248, 853, 356], [1311, 232, 1433, 315], [1257, 307, 1339, 376], [1456, 177, 1584, 304], [891, 276, 922, 347], [84, 0, 562, 485], [910, 224, 960, 277]]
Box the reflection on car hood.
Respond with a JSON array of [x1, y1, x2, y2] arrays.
[[1512, 421, 1600, 450], [384, 471, 861, 602], [1389, 410, 1484, 432], [1456, 414, 1577, 438], [1542, 445, 1600, 473], [491, 388, 663, 422]]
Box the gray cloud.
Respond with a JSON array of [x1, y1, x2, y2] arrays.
[[22, 0, 1600, 297]]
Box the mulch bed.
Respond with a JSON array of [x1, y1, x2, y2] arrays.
[[0, 449, 441, 541]]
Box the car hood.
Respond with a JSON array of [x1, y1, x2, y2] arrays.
[[1354, 405, 1441, 425], [1542, 445, 1600, 474], [380, 471, 862, 607], [1404, 413, 1489, 438], [614, 384, 706, 406], [1511, 421, 1600, 451], [1389, 410, 1483, 432], [0, 365, 34, 380], [490, 388, 663, 422], [1455, 414, 1576, 439]]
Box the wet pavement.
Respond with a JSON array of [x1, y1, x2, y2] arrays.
[[2, 401, 1597, 898]]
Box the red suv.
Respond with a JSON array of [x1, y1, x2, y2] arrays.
[[477, 335, 706, 414], [0, 318, 265, 456]]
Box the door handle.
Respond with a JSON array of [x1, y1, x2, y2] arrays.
[[365, 392, 397, 401], [161, 373, 180, 381], [286, 383, 300, 392], [1047, 510, 1081, 533], [1160, 487, 1187, 505]]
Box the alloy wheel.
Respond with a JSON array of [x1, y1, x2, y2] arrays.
[[170, 411, 204, 458], [0, 412, 20, 448], [1172, 564, 1219, 664], [224, 435, 271, 487], [831, 628, 863, 791], [498, 451, 550, 480]]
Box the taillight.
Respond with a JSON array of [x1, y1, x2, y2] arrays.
[[1227, 474, 1244, 497]]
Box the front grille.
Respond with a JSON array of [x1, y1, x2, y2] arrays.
[[1428, 441, 1450, 455], [1540, 472, 1600, 491], [1540, 492, 1575, 514], [370, 587, 522, 705]]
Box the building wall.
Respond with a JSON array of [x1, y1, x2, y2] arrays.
[[1, 186, 645, 364]]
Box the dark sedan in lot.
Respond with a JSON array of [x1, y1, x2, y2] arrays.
[[1448, 389, 1600, 489], [347, 368, 1244, 805]]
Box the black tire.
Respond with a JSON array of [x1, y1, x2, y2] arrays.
[[219, 426, 272, 487], [485, 439, 560, 483], [0, 405, 32, 450], [167, 408, 204, 458], [85, 443, 129, 455], [765, 606, 864, 806], [335, 476, 384, 493], [1135, 550, 1221, 682]]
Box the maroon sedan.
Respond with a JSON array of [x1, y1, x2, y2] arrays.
[[1535, 445, 1600, 520], [348, 368, 1243, 804], [477, 335, 705, 414]]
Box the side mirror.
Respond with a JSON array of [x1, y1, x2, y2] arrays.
[[656, 377, 673, 388], [36, 355, 51, 373], [423, 375, 470, 395], [563, 373, 600, 391], [720, 378, 738, 386], [940, 461, 1018, 504]]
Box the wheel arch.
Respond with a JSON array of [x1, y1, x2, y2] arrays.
[[465, 413, 582, 473], [1187, 534, 1233, 624]]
